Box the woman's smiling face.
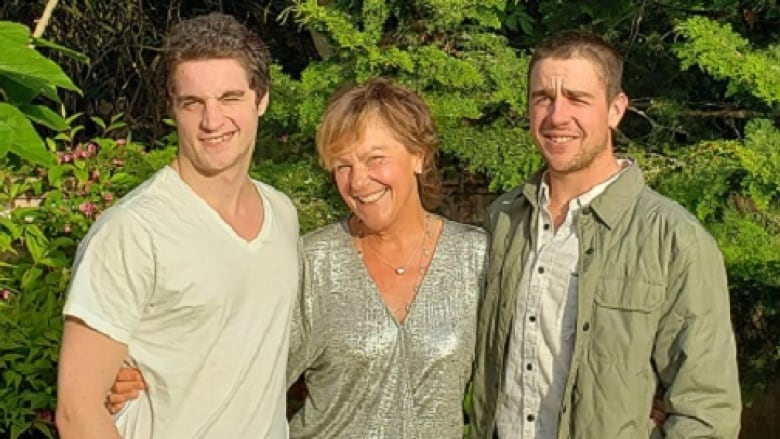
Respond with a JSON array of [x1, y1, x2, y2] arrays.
[[331, 114, 424, 234]]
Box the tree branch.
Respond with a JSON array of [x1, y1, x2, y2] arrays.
[[32, 0, 59, 39]]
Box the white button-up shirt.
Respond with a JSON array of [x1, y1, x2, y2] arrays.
[[495, 162, 629, 438]]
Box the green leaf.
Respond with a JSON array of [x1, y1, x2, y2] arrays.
[[0, 73, 43, 104], [31, 36, 89, 64], [0, 103, 54, 166], [18, 104, 67, 131], [23, 225, 48, 263], [0, 44, 80, 93], [0, 21, 30, 46]]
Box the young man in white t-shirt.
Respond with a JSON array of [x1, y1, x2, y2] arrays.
[[56, 13, 299, 438]]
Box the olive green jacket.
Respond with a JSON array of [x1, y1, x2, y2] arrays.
[[470, 164, 741, 439]]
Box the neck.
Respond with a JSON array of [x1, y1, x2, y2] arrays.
[[171, 157, 252, 214], [547, 156, 621, 216], [360, 208, 427, 246]]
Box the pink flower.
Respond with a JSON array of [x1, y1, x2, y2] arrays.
[[58, 152, 73, 164], [63, 223, 72, 233], [73, 143, 84, 159], [86, 143, 98, 157], [0, 290, 9, 301], [91, 169, 100, 181], [103, 193, 114, 203], [116, 138, 127, 146], [78, 202, 97, 216]]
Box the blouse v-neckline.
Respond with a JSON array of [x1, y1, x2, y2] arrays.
[[344, 219, 449, 327]]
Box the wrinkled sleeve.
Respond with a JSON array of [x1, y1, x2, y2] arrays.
[[62, 207, 156, 344], [653, 228, 742, 438], [287, 239, 320, 387]]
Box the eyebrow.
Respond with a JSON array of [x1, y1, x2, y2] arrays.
[[530, 87, 595, 100], [175, 90, 247, 102], [333, 145, 387, 163]]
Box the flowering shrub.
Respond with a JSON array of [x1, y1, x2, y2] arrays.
[[0, 117, 176, 438]]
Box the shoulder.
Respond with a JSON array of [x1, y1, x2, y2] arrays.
[[442, 219, 488, 249], [300, 222, 348, 253], [624, 187, 721, 260], [254, 180, 297, 218]]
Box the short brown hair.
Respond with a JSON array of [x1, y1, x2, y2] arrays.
[[316, 77, 442, 210], [163, 12, 271, 102], [529, 31, 623, 99]]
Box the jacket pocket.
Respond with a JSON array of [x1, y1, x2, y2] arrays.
[[589, 278, 664, 371]]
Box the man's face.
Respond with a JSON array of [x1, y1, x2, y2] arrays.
[[528, 57, 626, 176], [170, 58, 268, 177]]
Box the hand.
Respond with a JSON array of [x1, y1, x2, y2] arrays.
[[105, 367, 146, 414], [650, 396, 666, 426]]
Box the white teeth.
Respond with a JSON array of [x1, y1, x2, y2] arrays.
[[203, 133, 233, 144], [549, 136, 574, 143], [357, 188, 387, 204]]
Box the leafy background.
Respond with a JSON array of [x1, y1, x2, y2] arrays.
[[1, 0, 778, 437]]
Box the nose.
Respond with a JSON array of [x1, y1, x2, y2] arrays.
[[349, 162, 370, 191], [547, 97, 571, 126], [200, 99, 226, 131]]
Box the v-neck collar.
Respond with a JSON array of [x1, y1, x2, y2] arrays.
[[161, 166, 273, 249], [343, 219, 450, 327]]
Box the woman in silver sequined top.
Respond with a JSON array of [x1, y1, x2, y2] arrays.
[[106, 78, 487, 438], [287, 78, 487, 438]]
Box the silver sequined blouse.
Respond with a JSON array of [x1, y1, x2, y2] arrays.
[[288, 219, 488, 438]]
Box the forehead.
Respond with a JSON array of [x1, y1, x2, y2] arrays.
[[529, 57, 605, 94], [172, 58, 251, 95], [329, 116, 407, 159]]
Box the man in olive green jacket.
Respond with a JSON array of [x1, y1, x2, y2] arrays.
[[470, 31, 741, 438]]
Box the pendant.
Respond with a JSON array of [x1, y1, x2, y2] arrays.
[[395, 267, 406, 275]]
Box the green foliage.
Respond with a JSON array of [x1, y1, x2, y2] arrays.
[[674, 16, 780, 108], [0, 20, 80, 167], [0, 115, 174, 438], [251, 157, 347, 233], [283, 0, 534, 189]]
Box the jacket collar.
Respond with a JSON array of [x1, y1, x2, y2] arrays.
[[517, 161, 645, 229]]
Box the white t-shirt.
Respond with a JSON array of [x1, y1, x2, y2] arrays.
[[63, 166, 299, 438]]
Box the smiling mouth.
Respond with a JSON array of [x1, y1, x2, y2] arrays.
[[546, 136, 575, 143], [201, 132, 235, 145], [356, 188, 388, 204]]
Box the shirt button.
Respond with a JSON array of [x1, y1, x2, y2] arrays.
[[526, 363, 533, 371], [529, 315, 537, 323], [527, 414, 536, 422], [538, 266, 544, 274], [582, 322, 591, 331], [543, 223, 550, 231]]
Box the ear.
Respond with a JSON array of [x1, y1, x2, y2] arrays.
[[413, 151, 424, 175], [257, 90, 270, 117], [607, 92, 628, 129]]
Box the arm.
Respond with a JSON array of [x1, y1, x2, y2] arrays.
[[286, 238, 318, 388], [57, 208, 157, 437], [56, 318, 127, 439], [653, 228, 741, 438]]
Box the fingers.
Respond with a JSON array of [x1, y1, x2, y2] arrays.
[[116, 368, 146, 384], [111, 379, 146, 394], [650, 398, 667, 426], [107, 389, 140, 404]]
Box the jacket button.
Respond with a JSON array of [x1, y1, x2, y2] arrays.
[[582, 322, 590, 331], [526, 414, 536, 422]]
